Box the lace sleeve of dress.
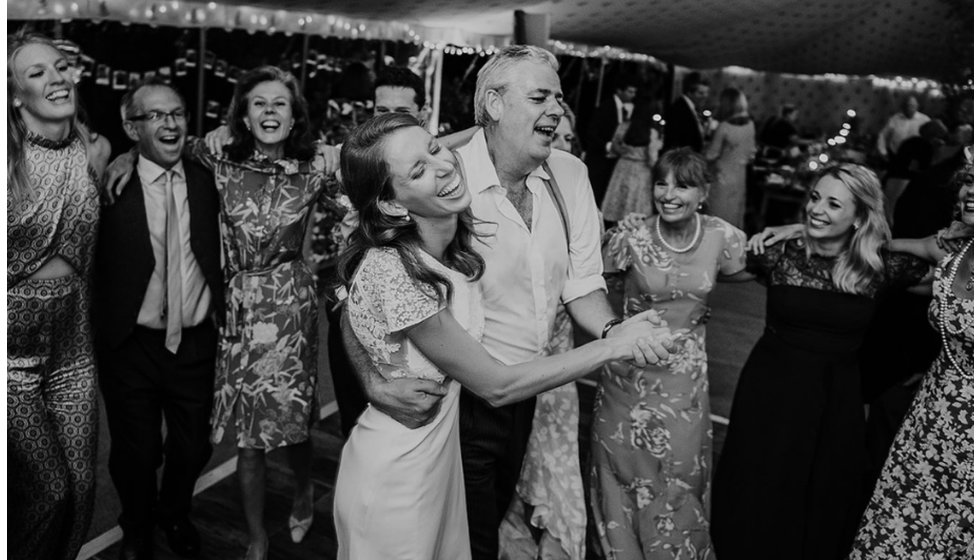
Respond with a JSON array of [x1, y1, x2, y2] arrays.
[[360, 248, 445, 333], [883, 250, 931, 289], [746, 239, 783, 280], [184, 136, 218, 172], [601, 225, 634, 273]]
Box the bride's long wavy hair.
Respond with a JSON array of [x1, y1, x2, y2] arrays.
[[337, 113, 485, 303], [805, 163, 891, 294]]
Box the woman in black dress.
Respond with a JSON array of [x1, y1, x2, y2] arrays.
[[710, 164, 929, 560]]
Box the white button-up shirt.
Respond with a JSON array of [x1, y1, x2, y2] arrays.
[[457, 129, 605, 365], [136, 156, 212, 329], [877, 110, 931, 156]]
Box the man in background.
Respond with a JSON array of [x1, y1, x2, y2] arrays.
[[876, 95, 930, 163], [663, 71, 710, 153], [584, 74, 639, 206]]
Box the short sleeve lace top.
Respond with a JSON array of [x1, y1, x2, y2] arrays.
[[749, 239, 930, 298], [346, 247, 485, 383]]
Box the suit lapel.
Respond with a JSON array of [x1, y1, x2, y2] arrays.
[[116, 172, 152, 249]]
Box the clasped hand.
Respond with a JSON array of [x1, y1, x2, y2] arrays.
[[605, 308, 676, 367]]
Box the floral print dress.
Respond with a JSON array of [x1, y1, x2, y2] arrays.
[[850, 239, 974, 559], [195, 141, 349, 450], [591, 215, 746, 560]]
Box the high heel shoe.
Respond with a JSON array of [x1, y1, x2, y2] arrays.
[[288, 484, 315, 544]]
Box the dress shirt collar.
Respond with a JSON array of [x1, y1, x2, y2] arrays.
[[463, 128, 550, 194], [137, 154, 185, 186], [614, 95, 633, 122]]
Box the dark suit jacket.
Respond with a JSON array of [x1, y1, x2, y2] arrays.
[[663, 96, 704, 153], [94, 157, 224, 351], [585, 97, 622, 158]]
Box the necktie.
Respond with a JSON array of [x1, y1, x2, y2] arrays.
[[164, 170, 183, 354], [621, 106, 629, 123]]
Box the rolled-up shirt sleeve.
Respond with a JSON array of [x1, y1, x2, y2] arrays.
[[561, 165, 606, 303]]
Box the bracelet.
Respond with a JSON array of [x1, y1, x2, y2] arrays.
[[600, 318, 624, 339]]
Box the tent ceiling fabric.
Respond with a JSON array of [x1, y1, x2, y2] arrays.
[[226, 0, 968, 79]]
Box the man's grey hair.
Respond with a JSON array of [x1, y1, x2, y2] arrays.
[[119, 76, 185, 122], [474, 45, 559, 128]]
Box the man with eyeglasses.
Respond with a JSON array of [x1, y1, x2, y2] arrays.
[[93, 77, 223, 560]]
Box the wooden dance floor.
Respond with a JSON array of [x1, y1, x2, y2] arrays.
[[81, 281, 766, 559]]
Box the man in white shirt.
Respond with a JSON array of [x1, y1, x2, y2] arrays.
[[343, 45, 670, 559], [877, 95, 931, 161]]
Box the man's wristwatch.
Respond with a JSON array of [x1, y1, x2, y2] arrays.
[[600, 318, 624, 339]]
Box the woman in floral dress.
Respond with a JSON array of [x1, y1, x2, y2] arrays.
[[850, 159, 973, 559], [592, 148, 751, 559], [193, 67, 347, 560]]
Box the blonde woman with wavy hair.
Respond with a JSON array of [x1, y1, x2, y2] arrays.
[[711, 163, 931, 560], [7, 28, 109, 560]]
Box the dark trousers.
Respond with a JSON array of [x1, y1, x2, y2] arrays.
[[325, 302, 367, 438], [459, 389, 536, 560], [98, 322, 217, 535]]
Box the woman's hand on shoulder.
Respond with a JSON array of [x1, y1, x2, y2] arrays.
[[87, 133, 112, 181], [314, 142, 341, 175], [747, 223, 803, 254], [204, 124, 232, 155], [103, 148, 138, 205]]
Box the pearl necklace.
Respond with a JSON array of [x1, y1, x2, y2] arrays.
[[938, 240, 973, 377], [656, 214, 701, 253]]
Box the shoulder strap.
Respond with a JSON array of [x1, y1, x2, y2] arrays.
[[541, 160, 570, 250]]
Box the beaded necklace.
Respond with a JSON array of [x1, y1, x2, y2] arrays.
[[656, 214, 701, 253], [938, 240, 973, 377]]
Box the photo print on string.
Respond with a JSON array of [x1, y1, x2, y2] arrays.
[[112, 70, 127, 90], [95, 64, 110, 86]]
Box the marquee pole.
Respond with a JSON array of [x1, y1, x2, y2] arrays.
[[195, 27, 207, 136]]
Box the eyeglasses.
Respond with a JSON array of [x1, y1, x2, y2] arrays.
[[127, 109, 187, 123]]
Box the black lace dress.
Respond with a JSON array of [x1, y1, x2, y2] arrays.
[[711, 240, 928, 560]]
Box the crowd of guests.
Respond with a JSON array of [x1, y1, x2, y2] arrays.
[[7, 26, 974, 560]]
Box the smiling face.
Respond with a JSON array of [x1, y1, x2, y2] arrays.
[[11, 42, 77, 131], [243, 80, 294, 155], [124, 85, 187, 168], [550, 115, 575, 153], [653, 171, 705, 225], [383, 125, 470, 220], [958, 177, 974, 226], [374, 85, 423, 121], [487, 59, 565, 166], [805, 175, 859, 245]]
